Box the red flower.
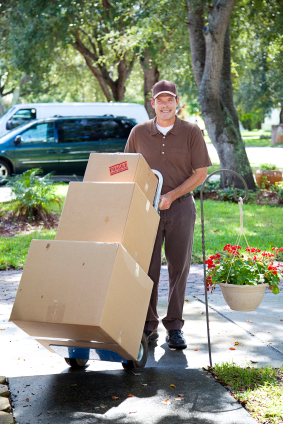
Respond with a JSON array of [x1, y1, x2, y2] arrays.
[[223, 244, 232, 251]]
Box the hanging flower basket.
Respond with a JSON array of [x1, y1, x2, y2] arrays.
[[206, 245, 282, 312], [218, 282, 268, 312]]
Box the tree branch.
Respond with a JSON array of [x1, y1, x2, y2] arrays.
[[78, 27, 98, 60], [73, 29, 98, 62], [126, 55, 136, 80], [2, 88, 15, 97], [102, 0, 110, 19]]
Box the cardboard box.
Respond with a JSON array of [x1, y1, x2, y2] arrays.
[[10, 240, 153, 360], [55, 182, 160, 273], [83, 153, 158, 204]]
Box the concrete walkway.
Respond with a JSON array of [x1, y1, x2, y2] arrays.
[[1, 266, 283, 423]]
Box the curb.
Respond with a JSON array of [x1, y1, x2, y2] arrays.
[[0, 376, 13, 424]]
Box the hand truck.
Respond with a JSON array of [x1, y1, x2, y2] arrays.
[[50, 170, 163, 370]]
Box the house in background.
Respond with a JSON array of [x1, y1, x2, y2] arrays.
[[262, 108, 281, 131]]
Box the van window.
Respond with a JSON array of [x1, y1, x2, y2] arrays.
[[100, 119, 134, 140], [56, 119, 101, 143], [20, 123, 55, 143], [120, 119, 135, 138], [10, 108, 37, 129]]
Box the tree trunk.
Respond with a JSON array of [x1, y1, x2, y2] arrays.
[[280, 106, 283, 124], [0, 96, 7, 116], [73, 31, 135, 102], [187, 0, 256, 190], [140, 49, 159, 119]]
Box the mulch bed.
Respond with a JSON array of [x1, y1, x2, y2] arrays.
[[0, 211, 59, 238]]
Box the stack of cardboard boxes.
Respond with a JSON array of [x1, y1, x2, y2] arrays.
[[10, 154, 160, 361]]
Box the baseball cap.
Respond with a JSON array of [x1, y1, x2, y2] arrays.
[[152, 80, 178, 99]]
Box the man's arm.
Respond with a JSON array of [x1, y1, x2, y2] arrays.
[[124, 128, 136, 153], [158, 167, 207, 210]]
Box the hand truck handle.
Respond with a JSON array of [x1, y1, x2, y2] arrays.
[[152, 169, 163, 214]]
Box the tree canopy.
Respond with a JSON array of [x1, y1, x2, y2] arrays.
[[1, 0, 283, 184]]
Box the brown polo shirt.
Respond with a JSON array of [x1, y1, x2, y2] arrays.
[[124, 116, 212, 194]]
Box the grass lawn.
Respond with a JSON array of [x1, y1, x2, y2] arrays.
[[210, 362, 283, 423], [0, 229, 57, 269], [192, 199, 283, 263], [1, 183, 283, 269], [160, 199, 282, 264], [0, 183, 67, 270]]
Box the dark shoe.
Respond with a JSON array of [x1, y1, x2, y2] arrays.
[[166, 329, 187, 349], [144, 329, 159, 342]]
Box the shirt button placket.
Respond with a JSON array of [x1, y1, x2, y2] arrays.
[[161, 135, 165, 156]]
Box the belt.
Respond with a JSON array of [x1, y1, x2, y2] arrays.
[[177, 192, 192, 202]]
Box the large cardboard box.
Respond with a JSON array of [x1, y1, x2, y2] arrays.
[[10, 240, 153, 360], [55, 182, 160, 273], [83, 153, 158, 204]]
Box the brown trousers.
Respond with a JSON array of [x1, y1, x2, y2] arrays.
[[145, 195, 196, 331]]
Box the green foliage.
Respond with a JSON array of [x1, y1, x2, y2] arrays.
[[260, 163, 278, 171], [273, 182, 283, 201], [232, 0, 283, 124], [193, 182, 257, 203], [6, 168, 62, 223], [193, 180, 220, 195], [4, 0, 196, 104]]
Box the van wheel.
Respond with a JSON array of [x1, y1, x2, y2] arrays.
[[0, 160, 11, 182], [64, 358, 89, 368], [122, 333, 148, 369]]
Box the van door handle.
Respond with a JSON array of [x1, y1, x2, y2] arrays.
[[59, 149, 69, 153], [46, 150, 57, 154]]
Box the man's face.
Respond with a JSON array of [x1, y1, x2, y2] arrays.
[[151, 94, 179, 122]]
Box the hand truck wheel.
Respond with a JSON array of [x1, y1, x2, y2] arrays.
[[122, 332, 148, 369], [64, 358, 89, 368]]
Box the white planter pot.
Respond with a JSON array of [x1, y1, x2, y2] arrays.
[[218, 283, 269, 312]]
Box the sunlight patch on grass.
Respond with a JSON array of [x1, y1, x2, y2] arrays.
[[211, 362, 283, 424]]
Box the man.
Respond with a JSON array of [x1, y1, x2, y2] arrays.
[[124, 80, 212, 349]]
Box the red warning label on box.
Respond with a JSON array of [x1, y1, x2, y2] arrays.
[[109, 161, 129, 176]]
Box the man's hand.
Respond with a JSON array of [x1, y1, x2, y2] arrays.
[[158, 192, 175, 210]]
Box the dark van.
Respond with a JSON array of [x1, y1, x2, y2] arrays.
[[0, 116, 136, 180]]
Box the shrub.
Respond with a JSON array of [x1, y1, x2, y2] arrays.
[[260, 163, 278, 171], [6, 168, 62, 224]]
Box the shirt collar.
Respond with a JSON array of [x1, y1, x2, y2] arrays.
[[149, 116, 181, 136]]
